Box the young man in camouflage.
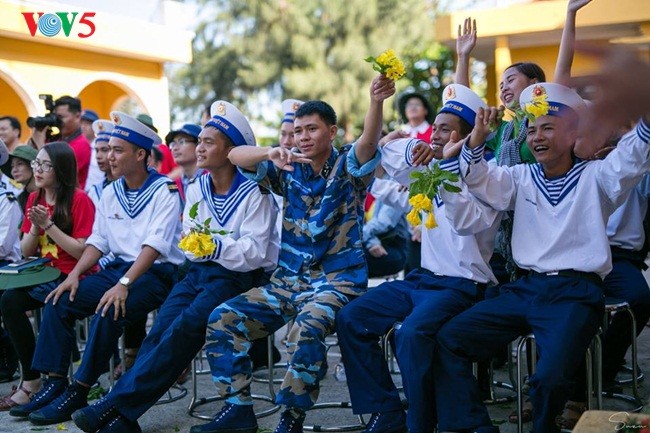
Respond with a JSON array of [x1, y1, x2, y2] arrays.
[[189, 75, 395, 433]]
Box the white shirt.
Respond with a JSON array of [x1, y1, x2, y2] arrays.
[[85, 140, 104, 193], [183, 172, 280, 273], [382, 138, 501, 284], [459, 121, 650, 279], [87, 172, 185, 265], [607, 173, 650, 251], [0, 188, 21, 262]]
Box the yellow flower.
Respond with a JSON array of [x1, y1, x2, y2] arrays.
[[408, 193, 432, 212], [56, 424, 68, 431], [365, 49, 406, 81], [524, 93, 550, 121], [406, 208, 421, 227], [424, 211, 438, 229], [179, 232, 216, 257], [386, 62, 405, 81]]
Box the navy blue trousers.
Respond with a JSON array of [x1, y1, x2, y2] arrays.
[[104, 262, 265, 421], [570, 258, 650, 400], [336, 269, 483, 433], [32, 259, 176, 379], [435, 274, 604, 433]]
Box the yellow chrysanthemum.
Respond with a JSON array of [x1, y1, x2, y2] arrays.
[[386, 62, 405, 81], [179, 231, 216, 257], [524, 93, 550, 120], [366, 49, 405, 81], [408, 193, 432, 212], [424, 211, 438, 229], [406, 208, 422, 227]]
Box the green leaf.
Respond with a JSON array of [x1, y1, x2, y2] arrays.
[[203, 217, 212, 227], [410, 171, 424, 179], [442, 182, 462, 193], [364, 56, 376, 63], [189, 202, 199, 220]]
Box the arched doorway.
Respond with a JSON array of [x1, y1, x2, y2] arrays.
[[77, 80, 147, 120], [0, 72, 35, 144]]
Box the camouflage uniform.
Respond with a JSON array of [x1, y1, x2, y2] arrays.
[[205, 144, 379, 409]]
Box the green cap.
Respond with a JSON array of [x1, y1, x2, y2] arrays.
[[1, 145, 38, 178], [0, 265, 61, 290]]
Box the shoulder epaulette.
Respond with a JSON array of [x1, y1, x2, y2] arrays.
[[8, 178, 22, 189], [166, 181, 179, 193], [4, 192, 16, 202], [258, 184, 271, 195]]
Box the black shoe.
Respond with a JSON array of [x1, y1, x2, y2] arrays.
[[28, 382, 89, 425], [9, 377, 67, 417], [72, 395, 119, 433], [189, 403, 258, 433], [362, 410, 406, 433], [275, 409, 306, 433], [97, 414, 142, 433]]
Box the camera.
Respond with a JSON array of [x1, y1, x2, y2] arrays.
[[26, 94, 62, 130]]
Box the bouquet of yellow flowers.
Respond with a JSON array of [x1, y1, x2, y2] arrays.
[[365, 49, 406, 81], [523, 84, 550, 122], [407, 162, 461, 229], [178, 202, 229, 257]]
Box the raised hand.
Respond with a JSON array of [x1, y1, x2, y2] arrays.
[[469, 107, 503, 148], [568, 0, 592, 13], [268, 147, 311, 171], [411, 140, 437, 166], [442, 131, 465, 159], [371, 74, 397, 103], [456, 17, 477, 58]]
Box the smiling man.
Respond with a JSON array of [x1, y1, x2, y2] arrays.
[[188, 75, 395, 433], [433, 83, 650, 433], [15, 112, 185, 428]]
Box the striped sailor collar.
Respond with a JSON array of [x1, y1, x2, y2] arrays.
[[199, 171, 257, 226]]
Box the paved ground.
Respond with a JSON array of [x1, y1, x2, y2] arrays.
[[1, 275, 649, 433]]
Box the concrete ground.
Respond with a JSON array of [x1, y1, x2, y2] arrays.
[[1, 276, 649, 433]]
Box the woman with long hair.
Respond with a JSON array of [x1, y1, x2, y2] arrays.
[[0, 141, 95, 411]]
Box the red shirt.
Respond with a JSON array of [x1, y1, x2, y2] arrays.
[[157, 144, 177, 175], [67, 133, 91, 189], [21, 189, 95, 275]]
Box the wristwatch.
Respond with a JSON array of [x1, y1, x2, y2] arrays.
[[118, 276, 132, 288]]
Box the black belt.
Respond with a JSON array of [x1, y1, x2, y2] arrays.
[[528, 269, 604, 288]]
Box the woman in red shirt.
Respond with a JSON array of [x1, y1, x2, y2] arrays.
[[0, 141, 95, 411]]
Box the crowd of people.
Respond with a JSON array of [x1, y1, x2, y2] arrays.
[[0, 2, 650, 433]]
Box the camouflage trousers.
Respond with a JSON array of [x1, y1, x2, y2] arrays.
[[205, 266, 359, 410]]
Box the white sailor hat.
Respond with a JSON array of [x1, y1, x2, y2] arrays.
[[92, 119, 114, 144], [109, 111, 161, 150], [438, 84, 487, 128], [207, 101, 256, 146], [281, 99, 304, 124], [520, 82, 586, 122]]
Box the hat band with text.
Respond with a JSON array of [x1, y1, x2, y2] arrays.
[[438, 101, 477, 128], [111, 126, 154, 150], [206, 116, 247, 146]]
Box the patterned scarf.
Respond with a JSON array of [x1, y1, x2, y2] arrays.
[[496, 118, 528, 281]]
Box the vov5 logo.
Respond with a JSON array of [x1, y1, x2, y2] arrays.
[[21, 12, 96, 38]]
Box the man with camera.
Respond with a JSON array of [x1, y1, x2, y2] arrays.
[[28, 95, 91, 189]]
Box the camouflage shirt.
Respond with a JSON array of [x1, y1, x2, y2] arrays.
[[243, 144, 380, 295]]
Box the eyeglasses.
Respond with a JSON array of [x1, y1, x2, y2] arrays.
[[170, 138, 197, 146], [30, 160, 54, 173]]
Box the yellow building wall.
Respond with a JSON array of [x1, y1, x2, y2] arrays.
[[0, 0, 193, 141]]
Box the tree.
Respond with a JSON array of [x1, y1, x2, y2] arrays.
[[171, 0, 456, 141]]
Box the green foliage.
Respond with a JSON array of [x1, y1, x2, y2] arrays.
[[408, 162, 460, 199], [171, 0, 455, 140]]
